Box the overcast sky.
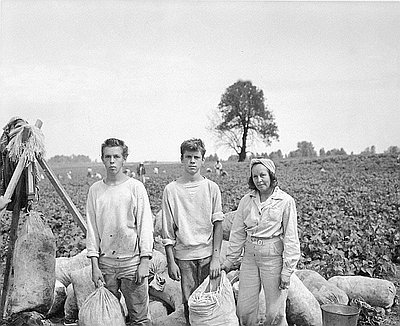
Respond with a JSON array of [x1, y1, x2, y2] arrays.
[[1, 0, 399, 162]]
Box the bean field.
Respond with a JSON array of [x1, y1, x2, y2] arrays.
[[1, 154, 399, 325]]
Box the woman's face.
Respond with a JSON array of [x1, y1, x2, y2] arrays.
[[251, 164, 272, 193]]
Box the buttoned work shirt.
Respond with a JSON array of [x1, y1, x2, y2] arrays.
[[225, 187, 300, 276]]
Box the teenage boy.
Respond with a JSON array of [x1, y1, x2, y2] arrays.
[[161, 138, 224, 324], [86, 138, 153, 326]]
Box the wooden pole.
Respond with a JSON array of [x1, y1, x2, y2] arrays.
[[35, 156, 87, 235], [0, 120, 39, 319], [0, 120, 42, 220], [0, 180, 22, 319]]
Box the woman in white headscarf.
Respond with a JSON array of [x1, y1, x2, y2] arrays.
[[222, 158, 300, 326]]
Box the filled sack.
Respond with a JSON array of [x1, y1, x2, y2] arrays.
[[55, 249, 90, 287], [78, 285, 125, 326], [149, 299, 168, 320], [222, 210, 236, 241], [70, 264, 128, 316], [188, 271, 239, 326], [152, 304, 187, 326], [46, 280, 67, 317], [328, 275, 396, 308], [9, 211, 56, 315], [149, 271, 182, 313], [295, 269, 348, 305], [64, 284, 78, 322], [286, 273, 322, 326], [149, 250, 168, 291], [70, 265, 95, 309]]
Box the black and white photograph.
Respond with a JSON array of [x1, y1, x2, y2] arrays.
[[1, 1, 399, 325]]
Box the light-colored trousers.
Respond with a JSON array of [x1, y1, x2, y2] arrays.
[[237, 237, 288, 326], [99, 258, 150, 326], [176, 256, 212, 325]]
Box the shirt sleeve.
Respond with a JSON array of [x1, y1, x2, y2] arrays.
[[161, 186, 176, 247], [281, 196, 301, 276], [211, 183, 224, 223], [135, 182, 154, 258], [224, 196, 248, 269], [86, 186, 100, 258]]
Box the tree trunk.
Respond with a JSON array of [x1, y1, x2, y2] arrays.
[[238, 129, 247, 162], [238, 147, 246, 162]]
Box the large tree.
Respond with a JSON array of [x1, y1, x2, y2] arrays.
[[213, 80, 278, 162]]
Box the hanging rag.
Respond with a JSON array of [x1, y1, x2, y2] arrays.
[[0, 117, 44, 211]]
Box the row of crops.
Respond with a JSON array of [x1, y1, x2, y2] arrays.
[[1, 154, 399, 281]]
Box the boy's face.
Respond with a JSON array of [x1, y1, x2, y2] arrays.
[[181, 150, 204, 176], [102, 146, 125, 177]]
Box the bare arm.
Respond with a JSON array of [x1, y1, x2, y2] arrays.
[[210, 220, 223, 279], [90, 256, 104, 287], [165, 244, 180, 281]]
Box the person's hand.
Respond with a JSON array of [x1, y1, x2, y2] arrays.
[[209, 256, 221, 279], [0, 196, 11, 210], [279, 274, 291, 290], [91, 266, 105, 288], [168, 261, 181, 281], [220, 261, 232, 274], [136, 257, 149, 284]]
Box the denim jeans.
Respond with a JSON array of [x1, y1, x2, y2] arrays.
[[237, 237, 288, 326], [176, 256, 211, 325], [100, 258, 150, 326]]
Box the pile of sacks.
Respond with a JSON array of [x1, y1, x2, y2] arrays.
[[53, 249, 183, 324], [53, 244, 396, 326]]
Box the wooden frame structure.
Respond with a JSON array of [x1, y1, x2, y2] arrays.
[[0, 119, 87, 319]]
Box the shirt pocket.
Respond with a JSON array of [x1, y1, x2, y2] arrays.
[[264, 207, 282, 223], [243, 206, 259, 228]]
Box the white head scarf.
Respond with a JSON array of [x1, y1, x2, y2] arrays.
[[250, 158, 276, 175]]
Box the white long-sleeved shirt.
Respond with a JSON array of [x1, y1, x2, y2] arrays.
[[225, 187, 300, 276], [86, 178, 153, 265], [161, 178, 224, 260]]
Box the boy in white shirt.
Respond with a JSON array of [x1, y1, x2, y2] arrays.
[[161, 138, 223, 324], [86, 138, 153, 326]]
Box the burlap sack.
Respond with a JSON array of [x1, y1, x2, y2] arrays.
[[9, 212, 56, 315]]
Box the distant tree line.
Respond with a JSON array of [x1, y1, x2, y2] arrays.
[[48, 154, 92, 165], [209, 142, 399, 162]]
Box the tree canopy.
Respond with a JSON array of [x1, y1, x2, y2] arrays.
[[288, 141, 317, 158], [212, 80, 278, 162]]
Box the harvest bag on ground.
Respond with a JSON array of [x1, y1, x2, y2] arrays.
[[188, 271, 239, 326], [9, 211, 56, 315], [78, 284, 125, 326]]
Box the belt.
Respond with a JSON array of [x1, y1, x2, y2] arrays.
[[248, 236, 280, 246]]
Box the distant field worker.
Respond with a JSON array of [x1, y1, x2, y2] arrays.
[[0, 195, 11, 210], [161, 138, 224, 324], [153, 167, 159, 175], [221, 158, 300, 326], [86, 138, 153, 326], [137, 162, 146, 184], [214, 159, 222, 176], [87, 167, 93, 178]]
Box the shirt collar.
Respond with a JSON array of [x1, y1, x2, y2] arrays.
[[249, 186, 284, 200]]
